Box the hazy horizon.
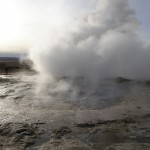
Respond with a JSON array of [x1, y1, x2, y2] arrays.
[[0, 52, 26, 57]]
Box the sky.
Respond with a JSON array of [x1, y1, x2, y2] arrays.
[[130, 0, 150, 38], [0, 0, 149, 56], [0, 0, 94, 52]]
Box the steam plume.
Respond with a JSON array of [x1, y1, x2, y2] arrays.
[[30, 0, 150, 81]]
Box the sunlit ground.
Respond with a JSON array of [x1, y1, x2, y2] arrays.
[[0, 72, 150, 126]]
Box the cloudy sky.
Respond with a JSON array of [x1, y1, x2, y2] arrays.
[[0, 0, 149, 54]]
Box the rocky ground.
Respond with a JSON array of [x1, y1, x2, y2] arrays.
[[0, 122, 43, 150], [0, 74, 150, 149], [0, 113, 150, 150]]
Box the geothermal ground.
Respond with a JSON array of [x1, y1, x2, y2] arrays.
[[0, 72, 150, 150]]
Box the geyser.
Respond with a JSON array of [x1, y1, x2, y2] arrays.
[[30, 0, 150, 85]]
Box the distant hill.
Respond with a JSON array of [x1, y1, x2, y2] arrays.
[[0, 57, 19, 62], [0, 52, 26, 57]]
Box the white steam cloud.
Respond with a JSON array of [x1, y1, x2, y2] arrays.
[[30, 0, 150, 81]]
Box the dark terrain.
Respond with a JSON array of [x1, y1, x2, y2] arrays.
[[0, 57, 33, 74]]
